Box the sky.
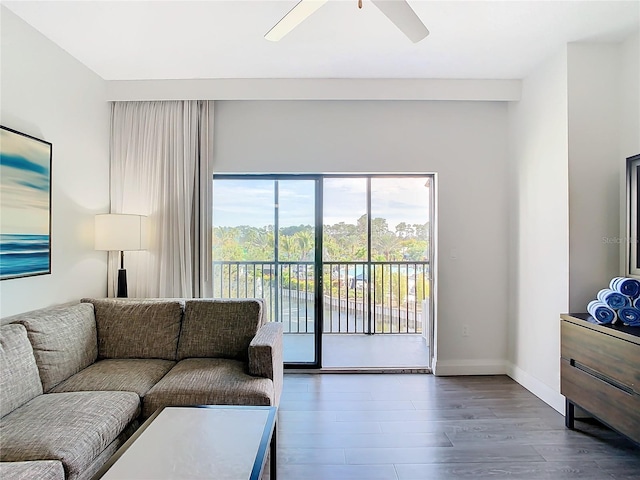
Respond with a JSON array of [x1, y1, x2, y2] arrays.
[[0, 129, 51, 235], [212, 177, 430, 230]]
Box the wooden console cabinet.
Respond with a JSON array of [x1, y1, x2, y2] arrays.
[[560, 313, 640, 444]]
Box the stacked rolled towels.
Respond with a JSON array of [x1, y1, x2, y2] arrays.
[[587, 277, 640, 326]]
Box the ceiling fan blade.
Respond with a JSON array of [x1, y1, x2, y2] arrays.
[[265, 0, 329, 41], [370, 0, 429, 43]]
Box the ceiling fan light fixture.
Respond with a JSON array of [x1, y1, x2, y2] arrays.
[[265, 0, 329, 41]]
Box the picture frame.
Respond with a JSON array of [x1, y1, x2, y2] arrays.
[[626, 153, 640, 278], [0, 125, 53, 280]]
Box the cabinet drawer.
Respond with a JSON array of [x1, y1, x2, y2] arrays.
[[561, 321, 640, 394], [561, 359, 640, 443]]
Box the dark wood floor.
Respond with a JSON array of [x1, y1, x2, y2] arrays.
[[274, 374, 639, 479]]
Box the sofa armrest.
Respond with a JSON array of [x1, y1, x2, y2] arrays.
[[248, 322, 283, 406]]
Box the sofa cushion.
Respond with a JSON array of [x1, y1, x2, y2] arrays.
[[0, 461, 65, 480], [142, 358, 274, 418], [0, 324, 43, 418], [50, 358, 175, 397], [79, 420, 139, 480], [83, 298, 182, 360], [177, 299, 265, 361], [17, 303, 97, 392], [0, 391, 140, 479]]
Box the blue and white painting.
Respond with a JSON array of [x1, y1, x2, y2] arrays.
[[0, 126, 52, 280]]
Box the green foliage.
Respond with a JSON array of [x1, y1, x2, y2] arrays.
[[213, 217, 430, 303], [214, 219, 429, 262]]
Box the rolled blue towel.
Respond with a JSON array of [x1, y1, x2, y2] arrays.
[[587, 300, 616, 324], [634, 297, 640, 309], [609, 277, 622, 290], [596, 288, 630, 310], [610, 276, 640, 299], [617, 306, 640, 326]]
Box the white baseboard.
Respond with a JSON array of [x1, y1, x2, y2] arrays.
[[432, 359, 507, 376], [506, 362, 565, 414]]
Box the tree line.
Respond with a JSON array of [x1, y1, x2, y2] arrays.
[[213, 214, 429, 262]]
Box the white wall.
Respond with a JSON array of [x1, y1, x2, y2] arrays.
[[507, 36, 640, 414], [0, 7, 110, 318], [568, 43, 624, 311], [106, 78, 520, 102], [214, 100, 510, 374], [507, 49, 570, 413]]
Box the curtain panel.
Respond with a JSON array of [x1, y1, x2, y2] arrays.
[[109, 101, 214, 298]]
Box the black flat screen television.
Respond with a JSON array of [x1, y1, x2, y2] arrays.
[[626, 153, 640, 277]]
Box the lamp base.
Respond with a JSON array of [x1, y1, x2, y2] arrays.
[[117, 268, 128, 298]]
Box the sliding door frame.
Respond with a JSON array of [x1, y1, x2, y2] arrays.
[[213, 173, 434, 370], [213, 174, 323, 369]]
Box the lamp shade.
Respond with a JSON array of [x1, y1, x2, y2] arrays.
[[95, 214, 148, 251]]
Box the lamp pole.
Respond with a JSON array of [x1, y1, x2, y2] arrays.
[[117, 250, 127, 298]]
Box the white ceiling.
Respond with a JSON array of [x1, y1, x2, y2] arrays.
[[3, 0, 639, 81]]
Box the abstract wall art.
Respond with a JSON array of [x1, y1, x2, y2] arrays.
[[0, 126, 52, 280]]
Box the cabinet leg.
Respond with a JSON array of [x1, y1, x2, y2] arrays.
[[270, 424, 277, 480], [565, 399, 575, 429]]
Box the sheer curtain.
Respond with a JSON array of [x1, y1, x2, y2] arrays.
[[109, 101, 214, 298]]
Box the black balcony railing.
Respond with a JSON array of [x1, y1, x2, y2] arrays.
[[212, 261, 430, 334]]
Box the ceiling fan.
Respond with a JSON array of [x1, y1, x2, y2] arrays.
[[265, 0, 429, 43]]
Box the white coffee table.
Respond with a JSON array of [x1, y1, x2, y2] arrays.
[[93, 405, 277, 480]]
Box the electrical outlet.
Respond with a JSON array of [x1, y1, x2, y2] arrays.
[[462, 324, 470, 337]]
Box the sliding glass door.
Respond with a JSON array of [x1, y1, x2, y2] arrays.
[[213, 174, 434, 369], [212, 177, 321, 366]]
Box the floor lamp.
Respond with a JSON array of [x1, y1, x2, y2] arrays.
[[95, 214, 148, 298]]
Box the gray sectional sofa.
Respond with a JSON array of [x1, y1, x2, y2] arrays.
[[0, 298, 283, 480]]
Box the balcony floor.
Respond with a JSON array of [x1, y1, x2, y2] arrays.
[[283, 333, 430, 369]]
